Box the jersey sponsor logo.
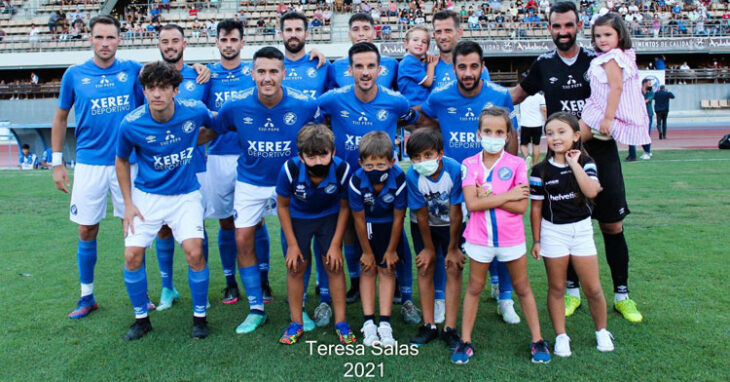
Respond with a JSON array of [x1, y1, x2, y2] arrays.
[[179, 99, 198, 107], [81, 77, 91, 85], [562, 75, 583, 90], [381, 193, 394, 203], [548, 191, 577, 202], [464, 107, 476, 118], [90, 95, 131, 115], [263, 117, 275, 129], [497, 167, 513, 180], [97, 75, 112, 87], [246, 140, 292, 157], [213, 90, 247, 108], [287, 67, 301, 80], [283, 112, 297, 126], [184, 81, 196, 92], [560, 99, 586, 114], [354, 112, 372, 126], [116, 72, 128, 82], [125, 106, 145, 122], [545, 179, 559, 185], [448, 131, 480, 150], [376, 109, 389, 121], [161, 130, 181, 146], [182, 120, 195, 134], [306, 67, 317, 78], [324, 183, 337, 194], [345, 134, 363, 151], [153, 147, 194, 170]]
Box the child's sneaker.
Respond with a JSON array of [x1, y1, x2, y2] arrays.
[[302, 311, 315, 332], [451, 340, 474, 364], [497, 299, 521, 324], [377, 322, 396, 347], [401, 300, 421, 325], [157, 287, 180, 311], [313, 302, 332, 327], [614, 298, 643, 323], [409, 324, 438, 346], [68, 296, 98, 319], [335, 322, 357, 344], [361, 320, 379, 347], [441, 327, 461, 350], [490, 283, 499, 300], [530, 340, 551, 364], [554, 333, 572, 357], [279, 322, 304, 345], [564, 295, 582, 317], [434, 299, 445, 324], [596, 329, 615, 352]]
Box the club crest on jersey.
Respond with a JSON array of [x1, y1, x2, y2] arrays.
[[379, 66, 389, 77], [70, 204, 78, 215], [324, 184, 337, 194], [242, 66, 251, 76], [376, 109, 389, 121], [306, 67, 317, 78], [81, 77, 91, 85], [182, 120, 195, 134], [381, 193, 394, 203], [283, 112, 297, 126], [497, 167, 513, 180], [117, 72, 128, 82], [184, 81, 195, 92], [461, 164, 468, 180]]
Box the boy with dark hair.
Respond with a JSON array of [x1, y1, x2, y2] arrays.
[[276, 124, 356, 345], [405, 128, 465, 349], [348, 131, 408, 347]]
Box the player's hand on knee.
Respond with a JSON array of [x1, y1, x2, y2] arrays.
[[123, 204, 144, 237], [382, 250, 399, 270], [360, 252, 376, 272], [445, 247, 466, 270], [285, 246, 304, 272], [415, 247, 435, 270], [325, 246, 343, 272], [53, 165, 70, 193]]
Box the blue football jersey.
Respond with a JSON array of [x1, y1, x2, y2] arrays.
[[204, 62, 255, 155], [421, 80, 518, 163], [58, 59, 144, 165], [406, 156, 464, 226], [327, 56, 398, 90], [348, 165, 407, 223], [282, 53, 330, 99], [176, 64, 210, 174], [397, 53, 431, 106], [214, 86, 320, 187], [117, 99, 213, 195], [318, 85, 411, 170], [276, 156, 350, 219], [433, 58, 491, 90]]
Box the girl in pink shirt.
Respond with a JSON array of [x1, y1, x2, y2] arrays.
[[452, 107, 550, 365], [580, 13, 651, 146]]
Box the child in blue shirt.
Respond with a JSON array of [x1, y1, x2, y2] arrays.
[[397, 26, 437, 107]]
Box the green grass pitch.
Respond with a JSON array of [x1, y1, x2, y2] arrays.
[[1, 150, 728, 381]]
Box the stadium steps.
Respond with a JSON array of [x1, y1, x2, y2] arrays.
[[331, 12, 351, 43]]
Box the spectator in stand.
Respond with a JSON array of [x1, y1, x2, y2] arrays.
[[654, 55, 666, 70], [49, 11, 60, 39], [150, 5, 161, 23], [371, 6, 381, 23], [267, 18, 277, 34], [30, 72, 39, 85], [0, 28, 6, 42], [29, 24, 40, 51], [189, 5, 198, 19], [256, 17, 266, 34], [387, 0, 397, 16], [18, 144, 38, 170], [311, 16, 323, 32], [323, 7, 332, 25], [654, 85, 674, 139], [468, 11, 480, 30], [277, 3, 288, 17], [415, 9, 425, 24], [381, 23, 391, 39], [161, 0, 170, 11], [206, 18, 217, 37], [191, 19, 202, 38], [71, 6, 83, 23]]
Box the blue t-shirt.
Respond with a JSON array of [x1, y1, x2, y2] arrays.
[[318, 85, 412, 169], [175, 65, 210, 174], [421, 80, 518, 163], [19, 153, 38, 166], [214, 86, 320, 187], [433, 58, 490, 90], [42, 148, 52, 164], [327, 56, 399, 90], [117, 99, 213, 195], [406, 156, 463, 226], [397, 54, 431, 106], [348, 165, 407, 223], [275, 156, 351, 219], [204, 62, 255, 155], [283, 53, 330, 99], [58, 59, 144, 165]]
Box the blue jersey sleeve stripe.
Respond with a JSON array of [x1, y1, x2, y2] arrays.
[[341, 162, 351, 185], [349, 177, 361, 195]]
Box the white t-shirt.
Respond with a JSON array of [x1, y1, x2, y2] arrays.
[[518, 93, 545, 128]]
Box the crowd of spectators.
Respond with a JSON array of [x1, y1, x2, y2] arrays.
[[47, 7, 90, 41], [2, 0, 16, 16]]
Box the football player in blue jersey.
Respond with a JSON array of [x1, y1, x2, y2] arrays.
[[116, 61, 213, 341], [319, 42, 421, 325], [417, 41, 523, 325], [327, 13, 399, 90], [207, 46, 320, 334], [153, 23, 212, 311], [51, 15, 146, 319], [430, 11, 490, 90]]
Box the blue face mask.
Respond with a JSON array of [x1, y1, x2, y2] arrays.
[[366, 168, 389, 184]]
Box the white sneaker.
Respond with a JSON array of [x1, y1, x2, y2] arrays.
[[377, 322, 396, 347], [596, 329, 615, 352], [434, 299, 445, 324], [497, 299, 521, 324], [640, 153, 651, 160], [490, 283, 499, 300], [361, 320, 379, 347], [554, 333, 572, 357]]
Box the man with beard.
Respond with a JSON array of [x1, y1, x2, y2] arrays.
[[318, 42, 422, 326], [430, 10, 490, 90], [152, 24, 212, 311], [510, 1, 643, 323], [279, 11, 333, 329], [327, 13, 398, 90]]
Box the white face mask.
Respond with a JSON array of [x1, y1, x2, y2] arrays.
[[412, 158, 440, 176], [480, 136, 505, 154]]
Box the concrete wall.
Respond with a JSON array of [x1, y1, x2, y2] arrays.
[[662, 84, 730, 111]]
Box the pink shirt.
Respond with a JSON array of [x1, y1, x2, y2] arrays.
[[462, 151, 527, 247], [582, 48, 651, 146]]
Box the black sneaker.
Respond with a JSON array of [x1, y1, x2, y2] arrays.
[[346, 280, 360, 304], [191, 317, 209, 339], [625, 155, 637, 162], [409, 324, 438, 346], [262, 281, 273, 303], [222, 284, 240, 305], [123, 317, 152, 341], [441, 327, 461, 350]]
